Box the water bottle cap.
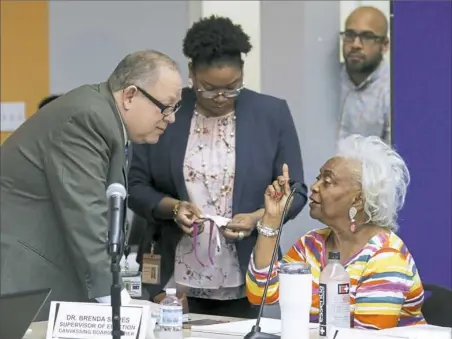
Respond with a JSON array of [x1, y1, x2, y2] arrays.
[[166, 288, 177, 295], [328, 251, 340, 260]]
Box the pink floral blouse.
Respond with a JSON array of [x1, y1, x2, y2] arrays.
[[167, 110, 244, 300]]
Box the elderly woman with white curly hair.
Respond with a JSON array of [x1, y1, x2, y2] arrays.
[[246, 135, 426, 330]]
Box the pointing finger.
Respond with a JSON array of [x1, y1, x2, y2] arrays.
[[282, 163, 290, 180]]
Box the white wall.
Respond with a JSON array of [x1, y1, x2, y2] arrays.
[[261, 0, 342, 318], [49, 1, 190, 93], [190, 1, 261, 92]]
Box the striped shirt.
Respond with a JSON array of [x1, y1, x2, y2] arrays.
[[338, 60, 391, 144], [246, 228, 426, 330]]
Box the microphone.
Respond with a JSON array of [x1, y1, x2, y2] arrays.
[[244, 182, 303, 339], [106, 183, 127, 339], [106, 183, 127, 256]]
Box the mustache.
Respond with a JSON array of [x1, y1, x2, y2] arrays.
[[347, 51, 365, 58]]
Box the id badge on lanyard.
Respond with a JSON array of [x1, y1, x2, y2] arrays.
[[142, 242, 162, 285]]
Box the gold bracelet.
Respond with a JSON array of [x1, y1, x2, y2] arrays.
[[172, 201, 182, 219]]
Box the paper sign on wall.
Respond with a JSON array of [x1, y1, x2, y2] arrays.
[[0, 102, 26, 131], [46, 301, 149, 339]]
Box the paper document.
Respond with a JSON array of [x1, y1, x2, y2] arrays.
[[202, 214, 231, 228], [379, 324, 452, 339], [191, 318, 318, 336], [331, 324, 452, 339], [331, 327, 409, 339]]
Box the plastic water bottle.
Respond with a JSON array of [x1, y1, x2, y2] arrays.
[[319, 251, 351, 337], [159, 288, 183, 332]]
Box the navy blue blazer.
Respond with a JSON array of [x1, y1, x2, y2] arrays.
[[128, 87, 307, 295]]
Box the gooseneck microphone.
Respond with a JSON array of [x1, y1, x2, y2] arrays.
[[107, 183, 127, 255], [244, 182, 302, 339]]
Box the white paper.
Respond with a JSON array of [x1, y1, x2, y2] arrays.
[[379, 325, 452, 339], [191, 318, 318, 336], [330, 325, 452, 339], [0, 102, 25, 131], [202, 214, 231, 228], [330, 327, 408, 339], [128, 299, 160, 315], [198, 214, 231, 256]]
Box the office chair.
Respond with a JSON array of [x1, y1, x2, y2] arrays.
[[422, 283, 452, 327]]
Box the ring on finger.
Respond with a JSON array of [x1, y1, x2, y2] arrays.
[[237, 231, 245, 241]]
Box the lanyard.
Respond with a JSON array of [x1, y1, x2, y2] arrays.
[[191, 219, 222, 267]]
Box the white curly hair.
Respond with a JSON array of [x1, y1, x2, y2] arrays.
[[336, 135, 410, 231]]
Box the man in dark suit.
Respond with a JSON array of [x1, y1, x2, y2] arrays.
[[0, 50, 182, 319]]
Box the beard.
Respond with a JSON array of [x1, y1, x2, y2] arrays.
[[345, 51, 383, 75]]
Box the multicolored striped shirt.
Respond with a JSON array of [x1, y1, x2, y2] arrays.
[[246, 228, 426, 330]]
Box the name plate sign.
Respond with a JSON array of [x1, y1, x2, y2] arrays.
[[46, 301, 149, 339]]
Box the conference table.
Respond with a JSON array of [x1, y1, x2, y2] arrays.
[[26, 313, 320, 339]]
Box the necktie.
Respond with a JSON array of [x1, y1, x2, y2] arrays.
[[124, 142, 130, 171]]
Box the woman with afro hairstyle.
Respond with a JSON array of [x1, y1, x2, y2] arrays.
[[128, 15, 307, 318]]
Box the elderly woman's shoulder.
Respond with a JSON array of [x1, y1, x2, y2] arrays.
[[376, 232, 415, 255], [299, 228, 331, 242], [365, 232, 419, 270]]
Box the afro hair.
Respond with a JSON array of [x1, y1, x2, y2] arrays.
[[183, 15, 252, 66]]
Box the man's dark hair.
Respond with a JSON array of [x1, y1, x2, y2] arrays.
[[38, 95, 61, 109], [183, 15, 252, 69]]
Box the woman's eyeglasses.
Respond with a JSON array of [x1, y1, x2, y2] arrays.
[[197, 86, 244, 100]]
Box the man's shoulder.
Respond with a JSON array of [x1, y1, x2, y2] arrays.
[[35, 84, 120, 147], [62, 84, 112, 115], [53, 84, 119, 132]]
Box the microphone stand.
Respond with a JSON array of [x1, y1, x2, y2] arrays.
[[244, 185, 300, 339], [107, 186, 126, 339], [110, 249, 124, 339]]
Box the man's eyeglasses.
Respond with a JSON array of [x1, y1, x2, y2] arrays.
[[197, 85, 244, 100], [340, 30, 387, 45], [136, 86, 181, 116]]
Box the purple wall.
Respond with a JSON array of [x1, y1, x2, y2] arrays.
[[393, 1, 452, 288]]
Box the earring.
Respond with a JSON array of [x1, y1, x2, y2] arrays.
[[349, 206, 357, 233], [188, 78, 193, 89]]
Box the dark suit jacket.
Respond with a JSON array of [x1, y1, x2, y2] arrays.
[[0, 83, 127, 320], [128, 88, 307, 298]]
